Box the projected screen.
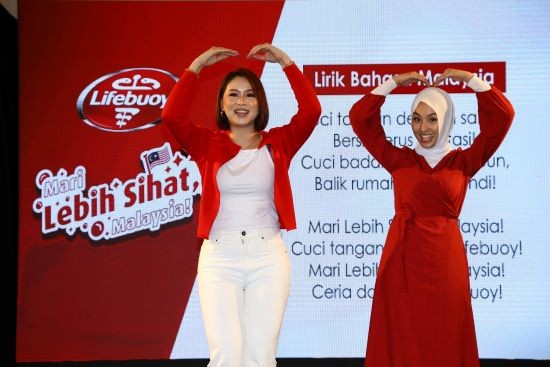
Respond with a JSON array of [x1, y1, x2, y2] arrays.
[[17, 0, 550, 362]]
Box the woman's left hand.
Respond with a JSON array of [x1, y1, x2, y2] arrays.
[[247, 43, 293, 68], [433, 68, 474, 85]]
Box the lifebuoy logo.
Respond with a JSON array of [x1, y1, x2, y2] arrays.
[[77, 68, 178, 132]]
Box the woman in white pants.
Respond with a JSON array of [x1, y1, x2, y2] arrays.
[[162, 44, 322, 367]]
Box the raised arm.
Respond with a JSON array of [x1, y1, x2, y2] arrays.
[[249, 44, 322, 159], [161, 47, 239, 160], [435, 68, 515, 176]]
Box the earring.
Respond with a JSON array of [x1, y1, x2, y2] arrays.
[[221, 110, 226, 119]]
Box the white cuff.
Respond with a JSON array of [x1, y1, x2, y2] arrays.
[[467, 75, 491, 92], [371, 78, 397, 96]]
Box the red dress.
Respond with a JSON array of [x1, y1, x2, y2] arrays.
[[349, 87, 514, 367]]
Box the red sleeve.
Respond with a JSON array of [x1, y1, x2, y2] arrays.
[[349, 93, 405, 172], [266, 63, 322, 159], [462, 87, 515, 176], [161, 69, 213, 162]]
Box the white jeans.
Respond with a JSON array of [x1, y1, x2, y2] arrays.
[[197, 228, 291, 367]]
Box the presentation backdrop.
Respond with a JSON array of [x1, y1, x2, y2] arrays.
[[17, 0, 550, 362]]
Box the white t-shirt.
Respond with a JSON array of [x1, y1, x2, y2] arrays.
[[210, 145, 279, 233]]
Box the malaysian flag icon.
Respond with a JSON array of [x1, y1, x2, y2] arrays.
[[143, 144, 172, 173]]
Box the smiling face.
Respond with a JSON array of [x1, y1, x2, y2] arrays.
[[216, 68, 269, 131], [221, 76, 259, 130], [412, 102, 440, 149]]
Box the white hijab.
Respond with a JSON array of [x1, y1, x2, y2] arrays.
[[411, 87, 455, 168]]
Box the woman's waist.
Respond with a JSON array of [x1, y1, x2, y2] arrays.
[[208, 227, 281, 243], [394, 204, 458, 220], [395, 212, 458, 220], [212, 208, 279, 232], [393, 207, 459, 228]]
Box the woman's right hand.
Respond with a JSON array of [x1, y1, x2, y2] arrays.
[[392, 71, 429, 87], [188, 46, 239, 75]]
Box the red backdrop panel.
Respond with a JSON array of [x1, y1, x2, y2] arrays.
[[17, 0, 284, 361]]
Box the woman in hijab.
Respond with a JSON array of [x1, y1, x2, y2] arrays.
[[349, 68, 515, 367]]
